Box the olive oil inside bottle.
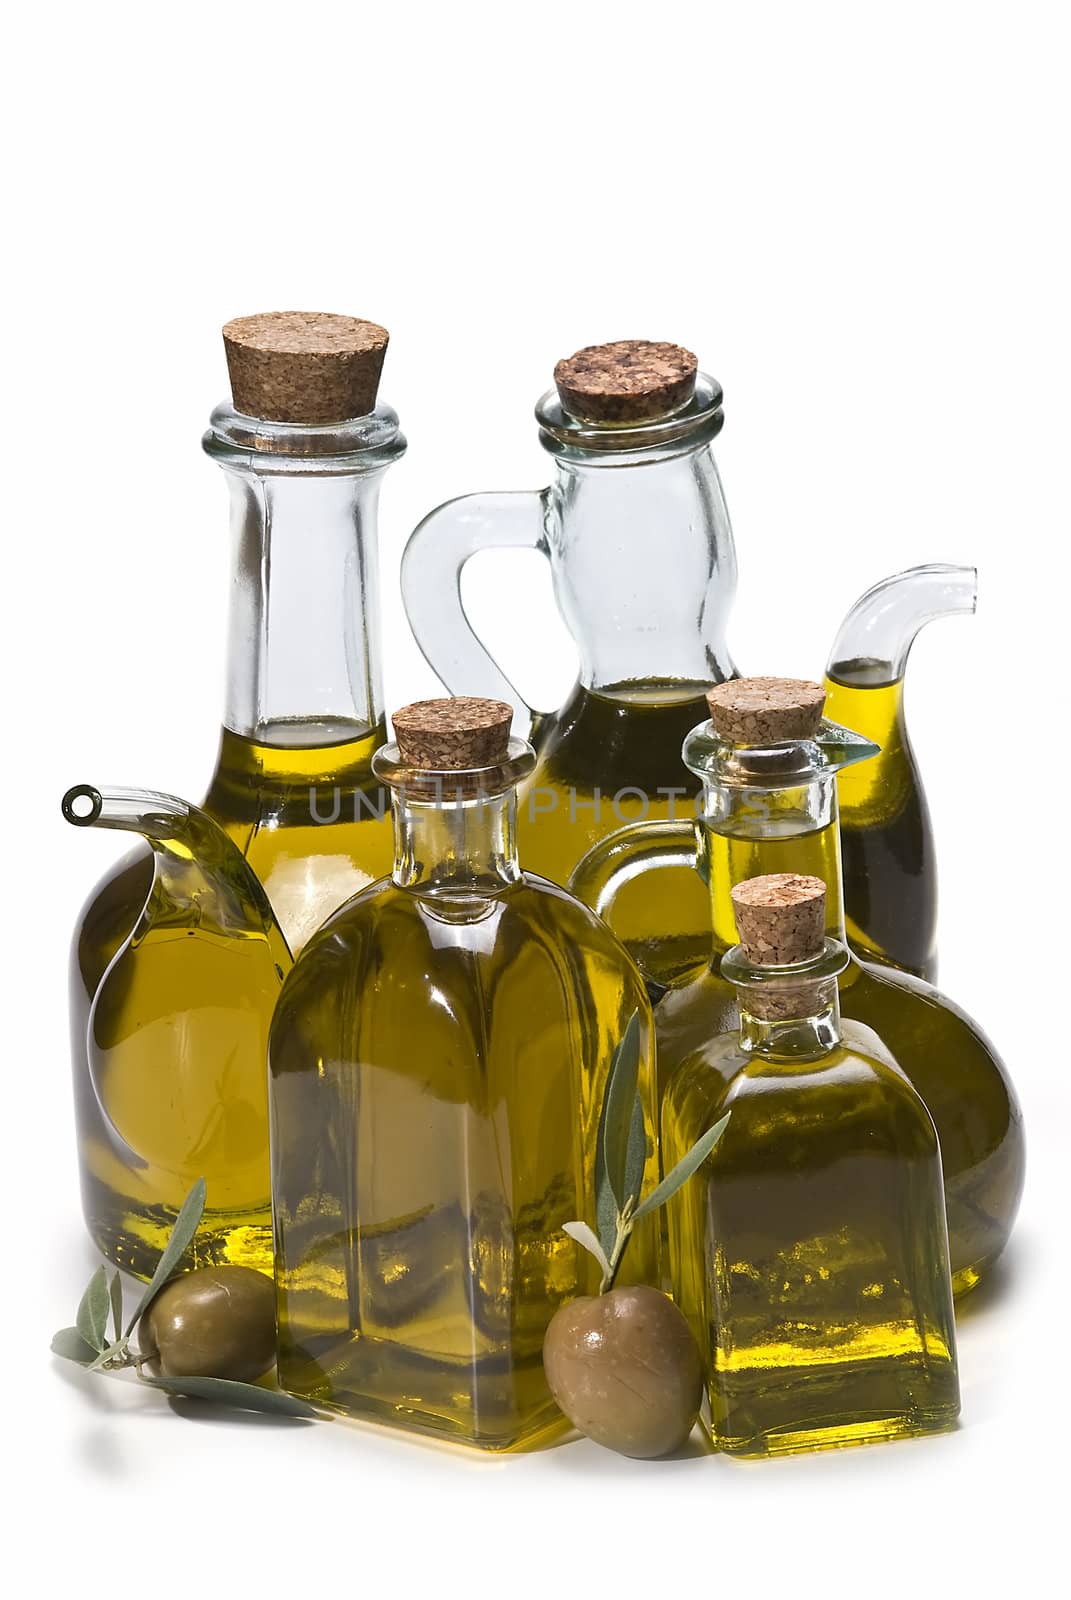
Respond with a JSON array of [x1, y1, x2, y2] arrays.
[[824, 659, 937, 980], [270, 876, 658, 1450], [522, 678, 714, 986]]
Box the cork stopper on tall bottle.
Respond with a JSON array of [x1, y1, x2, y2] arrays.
[[222, 311, 390, 424], [729, 874, 831, 1022], [706, 677, 826, 744], [554, 339, 699, 423], [392, 697, 514, 771]]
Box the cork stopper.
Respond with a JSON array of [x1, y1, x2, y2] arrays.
[[706, 677, 826, 744], [391, 697, 513, 772], [222, 311, 389, 424], [554, 340, 698, 423], [731, 874, 827, 964], [729, 874, 830, 1021]]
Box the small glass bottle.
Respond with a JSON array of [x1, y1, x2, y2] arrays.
[[572, 677, 1025, 1295], [269, 697, 659, 1450], [402, 339, 739, 986], [663, 872, 960, 1457], [824, 564, 977, 981], [68, 312, 402, 1276]]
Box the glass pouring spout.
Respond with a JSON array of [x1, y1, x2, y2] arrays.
[[62, 784, 292, 1277], [824, 564, 977, 981]]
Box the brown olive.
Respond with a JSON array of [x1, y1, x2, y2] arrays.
[[139, 1265, 276, 1382], [543, 1285, 703, 1458]]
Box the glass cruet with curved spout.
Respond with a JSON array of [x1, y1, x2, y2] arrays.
[[268, 697, 659, 1450], [570, 677, 1025, 1297], [63, 784, 291, 1277], [824, 563, 977, 982], [67, 311, 403, 1276], [401, 339, 739, 988]]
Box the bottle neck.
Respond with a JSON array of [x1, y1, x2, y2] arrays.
[[219, 467, 385, 746], [204, 402, 405, 752], [737, 991, 843, 1059], [702, 772, 849, 954], [546, 443, 737, 694], [392, 790, 523, 897]]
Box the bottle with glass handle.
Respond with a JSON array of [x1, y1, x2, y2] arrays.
[[401, 339, 739, 988], [570, 676, 1024, 1296]]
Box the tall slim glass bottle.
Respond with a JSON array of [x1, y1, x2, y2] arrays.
[[572, 678, 1025, 1294], [663, 872, 959, 1457], [269, 697, 659, 1450], [402, 340, 738, 986], [68, 312, 402, 1275]]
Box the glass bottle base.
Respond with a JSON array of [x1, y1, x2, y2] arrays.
[[712, 1356, 960, 1458], [81, 1178, 272, 1281], [278, 1334, 569, 1452]]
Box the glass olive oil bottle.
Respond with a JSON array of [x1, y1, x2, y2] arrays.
[[824, 564, 977, 982], [269, 697, 659, 1450], [67, 313, 401, 1277], [62, 787, 290, 1277], [403, 340, 739, 988], [572, 678, 1024, 1295], [663, 872, 959, 1457]]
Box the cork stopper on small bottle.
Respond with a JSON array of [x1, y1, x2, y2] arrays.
[[729, 874, 830, 1022], [706, 677, 826, 744], [222, 311, 390, 424], [391, 697, 513, 771], [554, 339, 699, 424]]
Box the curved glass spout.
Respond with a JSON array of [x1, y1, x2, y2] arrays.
[[824, 564, 976, 981], [826, 563, 977, 682], [63, 784, 291, 1279]]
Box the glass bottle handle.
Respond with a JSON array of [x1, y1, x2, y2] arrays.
[[569, 819, 706, 987], [401, 491, 548, 738]]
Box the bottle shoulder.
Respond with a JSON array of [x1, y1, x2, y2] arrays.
[[664, 1028, 939, 1159]]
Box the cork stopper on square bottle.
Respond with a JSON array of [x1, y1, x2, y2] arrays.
[[222, 311, 390, 424], [392, 697, 514, 771], [731, 874, 827, 965], [706, 677, 826, 744], [730, 874, 829, 1021], [554, 339, 698, 423]]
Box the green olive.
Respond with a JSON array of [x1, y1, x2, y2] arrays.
[[139, 1265, 276, 1382], [543, 1285, 703, 1458]]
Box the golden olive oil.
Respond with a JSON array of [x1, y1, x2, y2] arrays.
[[270, 875, 658, 1451], [657, 811, 1025, 1295], [663, 1025, 960, 1456], [70, 719, 392, 1279], [522, 679, 713, 986], [824, 662, 937, 980]]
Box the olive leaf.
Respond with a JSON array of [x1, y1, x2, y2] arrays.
[[562, 1220, 611, 1282], [125, 1176, 207, 1334], [75, 1266, 111, 1353], [109, 1271, 123, 1343], [599, 1011, 643, 1215], [632, 1111, 731, 1223], [51, 1326, 97, 1364], [140, 1374, 320, 1418]]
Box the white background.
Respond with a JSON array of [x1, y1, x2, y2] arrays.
[[4, 4, 1068, 1594]]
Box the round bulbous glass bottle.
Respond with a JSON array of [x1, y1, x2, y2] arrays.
[[572, 681, 1025, 1296], [269, 698, 659, 1451]]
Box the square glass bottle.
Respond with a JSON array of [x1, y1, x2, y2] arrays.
[[662, 873, 960, 1456], [268, 697, 659, 1449]]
